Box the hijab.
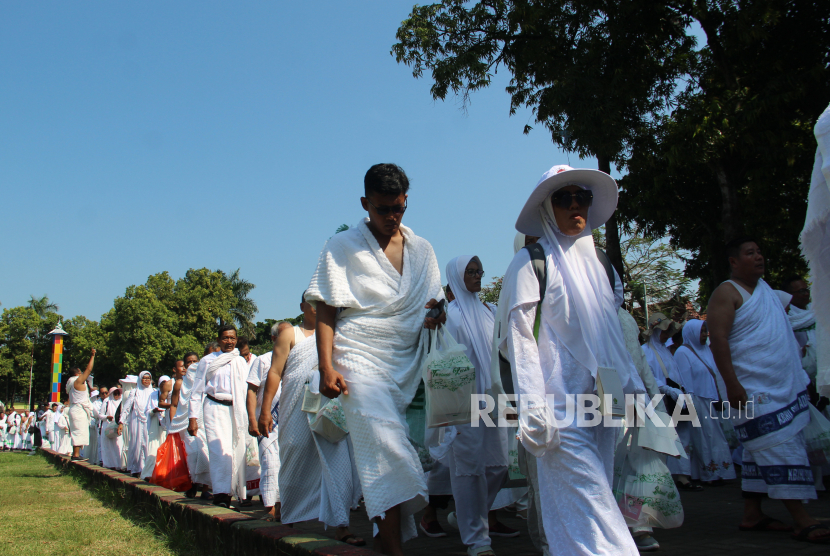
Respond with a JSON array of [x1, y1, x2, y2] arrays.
[[133, 371, 154, 422], [675, 319, 725, 399], [537, 191, 639, 387], [446, 256, 495, 395]]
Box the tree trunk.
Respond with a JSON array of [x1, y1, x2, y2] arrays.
[[710, 160, 743, 284], [597, 155, 625, 280]]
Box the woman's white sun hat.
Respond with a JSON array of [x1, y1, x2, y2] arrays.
[[515, 164, 619, 236]]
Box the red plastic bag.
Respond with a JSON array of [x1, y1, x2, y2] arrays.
[[150, 433, 193, 492]]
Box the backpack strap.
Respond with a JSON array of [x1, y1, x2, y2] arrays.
[[595, 247, 615, 292], [523, 242, 547, 341]]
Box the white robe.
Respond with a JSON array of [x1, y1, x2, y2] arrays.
[[305, 218, 442, 539], [139, 391, 169, 480], [498, 238, 640, 556], [120, 373, 154, 474], [100, 397, 123, 469], [800, 103, 830, 398], [247, 351, 280, 507]]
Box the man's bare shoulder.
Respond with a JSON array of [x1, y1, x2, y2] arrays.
[[710, 281, 742, 311]]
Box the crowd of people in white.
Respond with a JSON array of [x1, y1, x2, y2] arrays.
[[4, 158, 830, 554]]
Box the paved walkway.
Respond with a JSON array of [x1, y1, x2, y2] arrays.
[[237, 478, 830, 555]]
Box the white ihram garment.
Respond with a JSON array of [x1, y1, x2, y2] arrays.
[[278, 331, 362, 527], [192, 349, 250, 499], [169, 363, 212, 487], [443, 256, 509, 550], [305, 218, 442, 541], [673, 320, 735, 482], [725, 279, 814, 499], [494, 223, 642, 553], [800, 103, 830, 397]]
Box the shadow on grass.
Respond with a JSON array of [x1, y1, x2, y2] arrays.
[[56, 463, 212, 556]]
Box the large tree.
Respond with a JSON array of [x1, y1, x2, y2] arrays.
[[618, 0, 829, 296], [393, 0, 696, 276]]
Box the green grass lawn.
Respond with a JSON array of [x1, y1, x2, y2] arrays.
[[0, 452, 197, 556]]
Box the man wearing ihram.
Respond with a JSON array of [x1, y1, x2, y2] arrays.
[[490, 165, 647, 555]]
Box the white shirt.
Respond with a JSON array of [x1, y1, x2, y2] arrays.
[[246, 352, 281, 420]]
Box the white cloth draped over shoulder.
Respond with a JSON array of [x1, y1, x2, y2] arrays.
[[204, 348, 251, 500], [491, 205, 644, 457], [727, 279, 810, 451], [800, 102, 830, 397], [305, 218, 443, 535]]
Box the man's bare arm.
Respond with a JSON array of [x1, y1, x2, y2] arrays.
[[169, 378, 183, 420], [246, 384, 259, 437], [707, 284, 748, 407], [257, 324, 297, 437], [75, 349, 96, 391], [317, 301, 348, 398]]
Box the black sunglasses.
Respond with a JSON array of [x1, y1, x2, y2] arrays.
[[366, 198, 407, 216], [551, 189, 593, 210]]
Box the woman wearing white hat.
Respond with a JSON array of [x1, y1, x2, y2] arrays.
[[492, 165, 645, 555]]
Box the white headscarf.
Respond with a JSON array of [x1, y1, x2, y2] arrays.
[[133, 371, 154, 423], [446, 256, 495, 395], [537, 191, 639, 386], [675, 319, 725, 399]]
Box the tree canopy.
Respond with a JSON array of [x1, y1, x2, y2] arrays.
[[394, 0, 829, 295]]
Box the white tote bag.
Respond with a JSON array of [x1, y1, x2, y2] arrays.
[[423, 328, 476, 428]]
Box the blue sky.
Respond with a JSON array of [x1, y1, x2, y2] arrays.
[[1, 1, 603, 323]]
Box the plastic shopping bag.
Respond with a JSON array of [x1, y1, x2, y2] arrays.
[[803, 404, 830, 465], [406, 380, 435, 472], [104, 421, 119, 440], [613, 429, 684, 529], [423, 328, 476, 428], [311, 397, 349, 443], [150, 433, 193, 492]]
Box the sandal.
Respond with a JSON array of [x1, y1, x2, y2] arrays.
[[336, 534, 366, 547], [738, 516, 793, 532], [791, 523, 830, 544], [675, 481, 704, 491]]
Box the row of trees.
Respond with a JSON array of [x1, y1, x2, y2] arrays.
[[0, 269, 292, 407], [394, 0, 829, 297]]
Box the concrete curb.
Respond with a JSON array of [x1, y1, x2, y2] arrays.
[[41, 448, 380, 556]]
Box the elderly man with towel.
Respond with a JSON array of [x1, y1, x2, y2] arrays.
[[493, 165, 645, 555]]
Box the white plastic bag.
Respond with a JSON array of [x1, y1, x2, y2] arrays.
[[311, 397, 349, 443], [803, 404, 830, 465], [105, 421, 119, 439], [423, 328, 476, 428], [613, 428, 684, 529]]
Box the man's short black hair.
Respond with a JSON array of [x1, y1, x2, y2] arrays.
[[236, 337, 249, 349], [203, 341, 219, 356], [364, 163, 410, 198], [301, 290, 307, 304], [184, 351, 198, 361], [725, 237, 758, 262], [217, 323, 237, 339], [781, 276, 805, 293], [68, 367, 81, 376]]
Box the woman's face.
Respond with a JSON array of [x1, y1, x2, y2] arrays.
[[551, 185, 589, 236], [464, 257, 484, 293], [699, 322, 708, 345], [141, 375, 151, 387]]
